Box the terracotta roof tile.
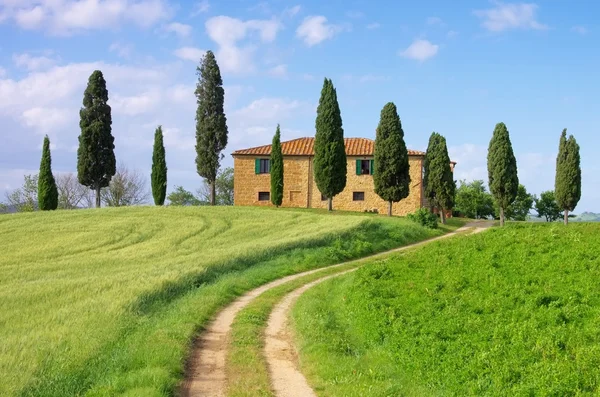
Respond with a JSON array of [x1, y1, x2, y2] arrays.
[[232, 137, 426, 157]]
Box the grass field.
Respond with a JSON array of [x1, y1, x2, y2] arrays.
[[0, 206, 445, 396], [292, 222, 600, 396]]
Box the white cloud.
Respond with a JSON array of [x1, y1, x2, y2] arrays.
[[162, 126, 194, 150], [448, 144, 488, 183], [399, 39, 439, 61], [0, 67, 6, 78], [2, 0, 172, 35], [473, 2, 548, 32], [366, 22, 380, 30], [21, 107, 71, 134], [174, 47, 205, 62], [268, 64, 287, 79], [111, 92, 161, 116], [296, 15, 343, 46], [109, 42, 133, 58], [572, 25, 587, 35], [204, 15, 282, 74], [191, 0, 210, 16], [164, 22, 192, 37], [12, 52, 56, 71]]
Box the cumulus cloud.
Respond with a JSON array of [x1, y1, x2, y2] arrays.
[[173, 47, 205, 62], [12, 52, 57, 71], [296, 15, 343, 46], [109, 42, 133, 59], [399, 39, 439, 61], [164, 22, 192, 37], [191, 0, 209, 16], [473, 2, 548, 32], [1, 0, 172, 35], [204, 15, 282, 74], [283, 5, 301, 18]]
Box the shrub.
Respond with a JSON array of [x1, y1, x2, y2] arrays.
[[407, 208, 438, 229]]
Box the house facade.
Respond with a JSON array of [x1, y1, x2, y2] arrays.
[[231, 137, 455, 216]]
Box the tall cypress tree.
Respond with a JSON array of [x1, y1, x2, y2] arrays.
[[555, 128, 581, 225], [487, 122, 519, 226], [373, 102, 410, 216], [314, 78, 346, 211], [38, 135, 58, 211], [270, 124, 284, 207], [424, 132, 455, 224], [77, 70, 116, 208], [195, 50, 228, 205], [151, 125, 168, 206]]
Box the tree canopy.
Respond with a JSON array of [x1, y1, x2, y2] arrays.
[[270, 124, 284, 207], [151, 125, 168, 206], [38, 135, 58, 211], [424, 132, 455, 224], [555, 129, 581, 225]]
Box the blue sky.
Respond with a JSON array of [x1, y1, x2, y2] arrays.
[[0, 0, 598, 212]]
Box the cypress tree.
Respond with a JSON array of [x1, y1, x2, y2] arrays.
[[555, 128, 581, 225], [373, 102, 410, 216], [77, 70, 116, 208], [487, 122, 519, 226], [424, 132, 455, 224], [270, 124, 284, 207], [314, 78, 346, 211], [195, 50, 228, 206], [151, 125, 168, 206], [38, 135, 58, 211]]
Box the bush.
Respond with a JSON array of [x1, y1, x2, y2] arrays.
[[407, 208, 438, 229]]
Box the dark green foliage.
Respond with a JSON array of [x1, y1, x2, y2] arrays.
[[407, 208, 438, 229], [167, 186, 202, 206], [77, 70, 116, 208], [195, 50, 228, 205], [555, 129, 581, 224], [373, 102, 410, 216], [293, 223, 600, 396], [38, 135, 58, 211], [270, 124, 284, 207], [424, 132, 455, 224], [151, 125, 167, 206], [487, 122, 518, 226], [314, 78, 346, 210], [495, 184, 533, 221], [535, 190, 563, 222], [454, 180, 495, 219]]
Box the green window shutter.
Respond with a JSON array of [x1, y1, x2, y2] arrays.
[[370, 159, 374, 175], [356, 159, 361, 175], [255, 158, 260, 174]]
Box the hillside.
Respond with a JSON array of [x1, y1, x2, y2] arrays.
[[0, 206, 445, 396], [293, 223, 600, 396]]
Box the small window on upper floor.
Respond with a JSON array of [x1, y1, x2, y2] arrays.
[[255, 158, 270, 174], [356, 159, 373, 175]]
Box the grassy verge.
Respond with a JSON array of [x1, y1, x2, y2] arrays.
[[292, 222, 600, 396], [0, 206, 452, 396], [225, 218, 466, 397]]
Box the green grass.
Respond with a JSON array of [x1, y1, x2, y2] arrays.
[[225, 218, 466, 397], [292, 222, 600, 396], [0, 206, 444, 396]]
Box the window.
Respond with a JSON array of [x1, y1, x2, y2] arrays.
[[356, 159, 373, 175], [258, 191, 270, 201], [321, 193, 327, 201], [353, 191, 365, 201], [255, 158, 270, 174]]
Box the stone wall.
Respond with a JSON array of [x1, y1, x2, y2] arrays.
[[309, 156, 424, 216], [233, 154, 424, 216]]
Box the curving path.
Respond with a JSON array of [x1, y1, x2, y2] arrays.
[[179, 221, 491, 397], [264, 222, 492, 397]]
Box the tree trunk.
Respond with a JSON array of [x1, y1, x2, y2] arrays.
[[499, 206, 505, 226], [327, 197, 332, 211], [95, 185, 101, 208], [210, 181, 216, 206], [440, 207, 446, 224], [564, 209, 569, 225], [388, 201, 392, 216]]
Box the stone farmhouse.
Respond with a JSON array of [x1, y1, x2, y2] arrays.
[[231, 137, 456, 216]]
